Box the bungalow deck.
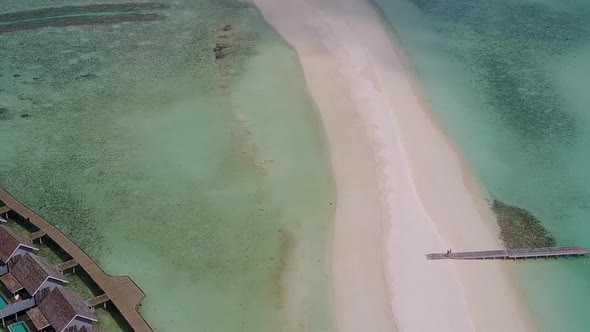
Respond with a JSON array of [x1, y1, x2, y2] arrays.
[[0, 188, 152, 332], [0, 206, 10, 215]]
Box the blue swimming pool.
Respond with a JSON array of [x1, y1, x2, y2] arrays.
[[0, 295, 8, 308], [8, 321, 29, 332]]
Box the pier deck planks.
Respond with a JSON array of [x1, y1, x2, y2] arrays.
[[58, 259, 79, 271], [0, 205, 11, 215], [89, 294, 110, 307], [29, 230, 46, 240], [427, 246, 590, 260]]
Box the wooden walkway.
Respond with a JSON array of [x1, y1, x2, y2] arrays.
[[89, 294, 110, 307], [29, 230, 45, 241], [427, 246, 590, 260], [58, 259, 79, 271], [0, 188, 152, 332]]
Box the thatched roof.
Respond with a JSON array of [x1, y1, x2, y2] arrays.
[[0, 272, 23, 293], [27, 307, 51, 330], [39, 287, 97, 332], [0, 225, 36, 263], [10, 253, 66, 295]]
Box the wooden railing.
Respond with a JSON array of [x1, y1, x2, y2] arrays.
[[0, 297, 35, 319]]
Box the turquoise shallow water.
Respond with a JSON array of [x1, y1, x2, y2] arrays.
[[372, 0, 590, 330], [8, 322, 27, 332], [0, 1, 334, 331]]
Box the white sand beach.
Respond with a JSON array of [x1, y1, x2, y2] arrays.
[[252, 0, 538, 331]]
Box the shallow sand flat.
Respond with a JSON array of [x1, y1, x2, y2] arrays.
[[251, 0, 537, 331]]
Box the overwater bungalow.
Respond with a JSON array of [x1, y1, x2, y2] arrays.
[[27, 287, 97, 332], [0, 253, 67, 326], [9, 253, 68, 299], [0, 225, 38, 276]]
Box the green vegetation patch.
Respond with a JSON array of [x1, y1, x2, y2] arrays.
[[94, 304, 133, 332], [492, 199, 556, 249], [66, 274, 95, 300], [36, 238, 70, 265], [64, 268, 102, 299], [3, 218, 32, 237]]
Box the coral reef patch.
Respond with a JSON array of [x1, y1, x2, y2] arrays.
[[492, 199, 556, 249]]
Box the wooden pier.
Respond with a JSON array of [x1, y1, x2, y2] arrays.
[[0, 188, 152, 332], [427, 246, 590, 260], [58, 259, 79, 271], [28, 230, 45, 241], [89, 294, 110, 307]]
